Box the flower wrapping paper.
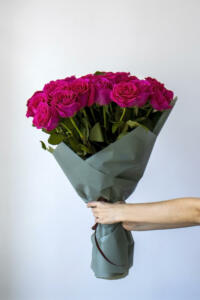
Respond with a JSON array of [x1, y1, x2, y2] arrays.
[[52, 97, 177, 279]]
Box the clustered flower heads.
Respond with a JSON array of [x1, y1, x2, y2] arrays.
[[26, 71, 174, 157]]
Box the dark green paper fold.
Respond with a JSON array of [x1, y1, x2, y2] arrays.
[[52, 97, 177, 279]]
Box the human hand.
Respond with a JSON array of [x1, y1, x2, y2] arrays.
[[87, 199, 125, 225]]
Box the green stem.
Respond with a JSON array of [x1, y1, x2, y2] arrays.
[[146, 107, 153, 118], [89, 107, 96, 123], [122, 123, 129, 133], [82, 108, 88, 119], [133, 106, 139, 117], [119, 107, 126, 122], [81, 108, 91, 127], [69, 117, 84, 140], [109, 102, 113, 114], [103, 106, 107, 128], [60, 122, 72, 134], [135, 116, 146, 122]]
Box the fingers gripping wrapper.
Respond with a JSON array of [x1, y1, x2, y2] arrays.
[[91, 198, 131, 270]]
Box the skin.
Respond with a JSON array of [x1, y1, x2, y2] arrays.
[[87, 197, 200, 231]]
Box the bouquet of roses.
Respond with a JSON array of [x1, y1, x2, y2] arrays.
[[26, 71, 177, 279]]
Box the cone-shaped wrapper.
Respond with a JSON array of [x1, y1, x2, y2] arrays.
[[52, 97, 177, 279]]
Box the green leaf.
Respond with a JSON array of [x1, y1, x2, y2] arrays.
[[117, 132, 128, 140], [126, 120, 149, 131], [126, 120, 139, 127], [42, 128, 57, 134], [80, 144, 93, 154], [94, 71, 106, 76], [112, 122, 122, 134], [47, 146, 54, 153], [42, 128, 50, 134], [40, 140, 47, 150], [48, 133, 65, 145], [116, 123, 129, 140], [68, 138, 82, 153], [89, 122, 104, 142]]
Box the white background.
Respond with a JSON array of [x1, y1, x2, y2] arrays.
[[1, 0, 200, 299]]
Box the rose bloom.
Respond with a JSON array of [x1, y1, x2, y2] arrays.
[[110, 79, 151, 107], [77, 75, 97, 107], [70, 78, 91, 108], [51, 87, 80, 118], [92, 76, 113, 105], [80, 73, 94, 80], [146, 77, 174, 110], [103, 72, 131, 84], [26, 91, 48, 118], [33, 102, 59, 131], [43, 76, 76, 100]]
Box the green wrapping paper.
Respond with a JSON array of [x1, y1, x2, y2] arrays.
[[52, 97, 177, 279]]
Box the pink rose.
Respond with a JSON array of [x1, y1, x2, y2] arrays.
[[80, 73, 94, 80], [51, 88, 80, 118], [26, 91, 47, 117], [63, 75, 76, 82], [132, 79, 152, 107], [43, 80, 66, 97], [103, 72, 131, 83], [92, 76, 113, 105], [110, 80, 150, 107], [70, 78, 90, 108], [77, 75, 96, 107], [87, 83, 95, 107], [43, 76, 76, 99], [146, 77, 174, 110], [33, 102, 59, 131]]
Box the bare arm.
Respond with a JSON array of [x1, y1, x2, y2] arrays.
[[87, 197, 200, 231]]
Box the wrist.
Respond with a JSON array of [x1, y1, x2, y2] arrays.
[[118, 203, 134, 222]]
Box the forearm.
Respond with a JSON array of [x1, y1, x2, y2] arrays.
[[123, 222, 199, 231], [121, 197, 200, 230]]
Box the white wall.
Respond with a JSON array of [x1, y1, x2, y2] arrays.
[[1, 0, 200, 299]]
